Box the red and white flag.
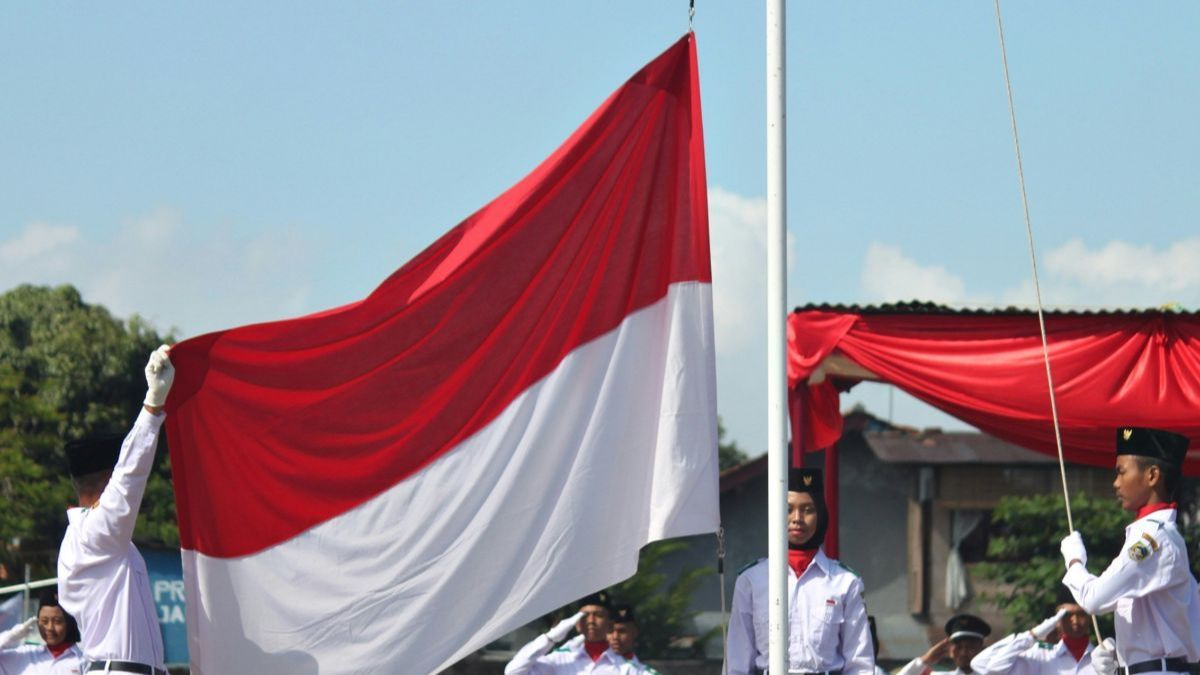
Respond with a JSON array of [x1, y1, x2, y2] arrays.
[[164, 34, 717, 674]]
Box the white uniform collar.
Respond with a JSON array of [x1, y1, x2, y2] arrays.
[[66, 507, 87, 525]]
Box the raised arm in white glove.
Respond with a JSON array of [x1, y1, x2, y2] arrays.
[[547, 611, 585, 642], [1090, 638, 1116, 675], [0, 616, 37, 649], [1060, 531, 1087, 570], [144, 344, 175, 409], [1029, 609, 1067, 640]]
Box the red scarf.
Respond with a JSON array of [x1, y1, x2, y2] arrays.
[[1062, 635, 1089, 662], [47, 642, 73, 658], [584, 641, 608, 663], [1137, 502, 1177, 520], [788, 549, 816, 576]]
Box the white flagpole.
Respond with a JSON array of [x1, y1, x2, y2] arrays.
[[766, 0, 790, 674]]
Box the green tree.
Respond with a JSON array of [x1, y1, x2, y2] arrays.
[[606, 540, 715, 658], [718, 417, 748, 471], [0, 284, 178, 578], [976, 491, 1200, 632]]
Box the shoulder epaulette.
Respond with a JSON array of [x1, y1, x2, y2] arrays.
[[644, 667, 662, 675], [552, 645, 571, 652], [737, 558, 765, 575], [1035, 640, 1054, 649]]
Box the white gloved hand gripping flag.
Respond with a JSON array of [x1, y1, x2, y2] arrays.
[[164, 33, 717, 675]]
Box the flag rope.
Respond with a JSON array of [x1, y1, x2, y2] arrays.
[[992, 0, 1103, 643]]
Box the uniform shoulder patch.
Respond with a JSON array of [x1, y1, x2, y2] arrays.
[[836, 561, 861, 577], [737, 557, 766, 576], [1128, 538, 1155, 563]]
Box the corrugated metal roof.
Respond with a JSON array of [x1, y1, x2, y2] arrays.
[[792, 300, 1195, 316], [864, 429, 1055, 464]]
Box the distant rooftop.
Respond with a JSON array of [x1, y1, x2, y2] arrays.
[[719, 406, 1053, 492], [863, 428, 1053, 465], [793, 300, 1195, 316]]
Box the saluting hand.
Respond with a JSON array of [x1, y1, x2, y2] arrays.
[[1029, 608, 1067, 640], [920, 637, 950, 666], [0, 616, 37, 649], [546, 611, 584, 643]]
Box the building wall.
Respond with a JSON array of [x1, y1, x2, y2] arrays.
[[836, 434, 927, 661]]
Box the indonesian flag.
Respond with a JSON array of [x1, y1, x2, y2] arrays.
[[164, 34, 717, 674]]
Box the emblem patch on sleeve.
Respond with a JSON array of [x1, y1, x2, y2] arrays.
[[1129, 540, 1152, 562]]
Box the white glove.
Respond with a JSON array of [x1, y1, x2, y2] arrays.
[[547, 611, 584, 642], [0, 616, 36, 649], [1030, 609, 1066, 640], [1091, 638, 1116, 675], [1060, 531, 1087, 570], [144, 344, 175, 407]]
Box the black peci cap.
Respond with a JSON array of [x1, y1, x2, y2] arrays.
[[1116, 427, 1190, 468], [945, 614, 990, 642], [789, 467, 823, 494], [612, 603, 636, 625], [577, 591, 613, 612], [65, 434, 123, 478]]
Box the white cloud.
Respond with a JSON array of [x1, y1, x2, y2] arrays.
[[1046, 237, 1200, 296], [708, 187, 767, 356], [0, 222, 79, 264], [860, 242, 967, 304], [707, 186, 797, 357], [0, 210, 315, 337]]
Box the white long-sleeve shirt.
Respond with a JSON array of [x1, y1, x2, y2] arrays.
[[505, 633, 634, 674], [57, 409, 165, 668], [0, 644, 84, 675], [1063, 508, 1200, 670], [971, 632, 1094, 675], [725, 550, 875, 675]]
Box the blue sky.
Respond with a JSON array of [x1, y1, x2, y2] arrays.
[[3, 3, 1198, 455]]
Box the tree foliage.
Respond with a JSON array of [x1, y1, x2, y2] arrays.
[[0, 284, 177, 578], [976, 491, 1200, 632], [718, 417, 748, 471], [605, 540, 715, 658]]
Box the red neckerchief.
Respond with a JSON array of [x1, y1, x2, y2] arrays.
[[584, 641, 608, 662], [789, 549, 816, 576], [47, 642, 73, 658], [1136, 502, 1177, 520], [624, 652, 636, 661], [1062, 635, 1089, 662]]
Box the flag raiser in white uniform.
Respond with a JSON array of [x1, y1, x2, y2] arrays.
[[57, 409, 166, 669], [1063, 508, 1200, 669]]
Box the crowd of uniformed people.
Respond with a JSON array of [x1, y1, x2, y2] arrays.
[[509, 427, 1198, 675]]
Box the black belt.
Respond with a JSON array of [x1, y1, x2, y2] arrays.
[[86, 661, 168, 675], [1119, 658, 1191, 675], [752, 670, 843, 675]]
